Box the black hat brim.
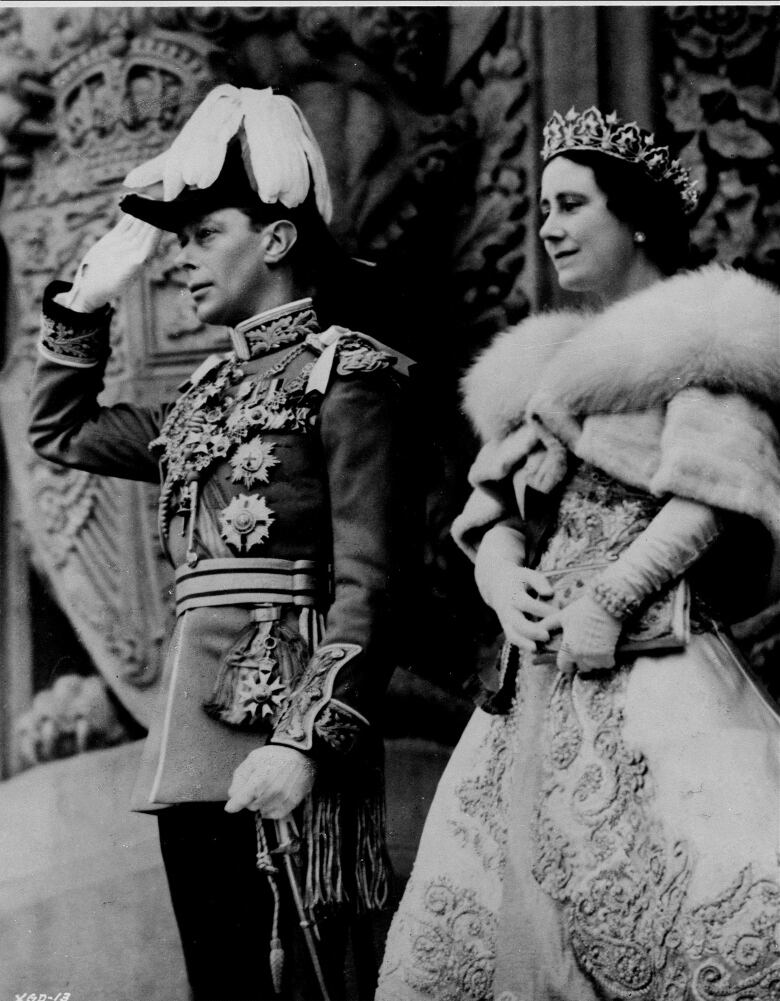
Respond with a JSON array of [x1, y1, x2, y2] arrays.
[[119, 188, 259, 233], [119, 139, 263, 232]]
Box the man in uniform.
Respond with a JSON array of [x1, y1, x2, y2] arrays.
[[29, 84, 417, 1001]]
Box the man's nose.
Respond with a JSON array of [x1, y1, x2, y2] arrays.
[[173, 243, 194, 270]]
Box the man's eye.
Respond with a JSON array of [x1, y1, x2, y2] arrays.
[[196, 227, 216, 242]]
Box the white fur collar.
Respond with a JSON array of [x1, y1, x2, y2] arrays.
[[463, 265, 780, 442]]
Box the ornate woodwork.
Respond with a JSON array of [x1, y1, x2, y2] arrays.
[[0, 6, 776, 752], [0, 7, 537, 737], [660, 5, 780, 284], [0, 11, 226, 726]]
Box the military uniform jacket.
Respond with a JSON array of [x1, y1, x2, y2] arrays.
[[30, 284, 417, 818]]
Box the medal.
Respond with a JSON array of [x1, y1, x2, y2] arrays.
[[230, 439, 280, 488], [234, 660, 287, 724], [219, 494, 275, 552]]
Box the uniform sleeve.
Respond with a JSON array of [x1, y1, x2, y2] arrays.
[[270, 367, 418, 760], [28, 280, 163, 483]]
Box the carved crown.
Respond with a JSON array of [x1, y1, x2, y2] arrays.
[[50, 31, 217, 185], [542, 106, 699, 216]]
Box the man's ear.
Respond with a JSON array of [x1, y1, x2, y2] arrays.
[[262, 219, 298, 265]]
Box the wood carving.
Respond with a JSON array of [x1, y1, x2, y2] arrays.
[[659, 5, 780, 682], [660, 5, 780, 285], [0, 7, 538, 724], [0, 16, 223, 724]]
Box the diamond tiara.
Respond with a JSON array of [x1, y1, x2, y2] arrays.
[[542, 107, 699, 216]]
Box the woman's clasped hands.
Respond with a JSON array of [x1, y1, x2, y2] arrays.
[[475, 525, 555, 653], [476, 524, 623, 676]]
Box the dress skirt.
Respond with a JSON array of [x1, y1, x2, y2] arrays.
[[376, 628, 780, 1001]]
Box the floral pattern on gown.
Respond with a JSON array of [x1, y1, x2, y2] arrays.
[[377, 465, 780, 1001], [378, 704, 518, 1001], [526, 665, 780, 1000]]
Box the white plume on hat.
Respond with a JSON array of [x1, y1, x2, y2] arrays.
[[123, 84, 333, 223]]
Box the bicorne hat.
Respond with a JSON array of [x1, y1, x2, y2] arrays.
[[119, 84, 332, 233]]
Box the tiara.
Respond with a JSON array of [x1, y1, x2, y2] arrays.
[[542, 107, 699, 216]]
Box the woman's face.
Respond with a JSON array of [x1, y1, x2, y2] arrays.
[[539, 156, 639, 298]]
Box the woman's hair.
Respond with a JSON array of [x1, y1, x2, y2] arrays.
[[554, 149, 692, 275]]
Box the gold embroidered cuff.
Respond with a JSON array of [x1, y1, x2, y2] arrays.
[[312, 699, 369, 756], [39, 281, 112, 368], [269, 642, 369, 756]]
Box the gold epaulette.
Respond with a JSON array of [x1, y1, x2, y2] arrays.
[[334, 332, 397, 376], [305, 326, 415, 396]]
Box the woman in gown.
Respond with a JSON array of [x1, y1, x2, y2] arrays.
[[376, 106, 780, 1001]]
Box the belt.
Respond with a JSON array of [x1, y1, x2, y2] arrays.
[[174, 557, 326, 616]]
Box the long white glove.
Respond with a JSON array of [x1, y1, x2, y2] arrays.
[[475, 522, 555, 652], [58, 215, 161, 313], [545, 595, 623, 676], [542, 497, 721, 675]]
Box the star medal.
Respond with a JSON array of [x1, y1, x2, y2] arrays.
[[234, 663, 287, 724], [230, 439, 280, 488], [219, 494, 275, 552]]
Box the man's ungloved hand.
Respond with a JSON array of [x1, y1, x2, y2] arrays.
[[225, 744, 317, 818]]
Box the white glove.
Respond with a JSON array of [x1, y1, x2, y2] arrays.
[[591, 498, 721, 614], [475, 523, 555, 652], [61, 215, 162, 313], [542, 498, 721, 677], [542, 594, 623, 676]]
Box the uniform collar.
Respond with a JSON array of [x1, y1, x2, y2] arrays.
[[230, 297, 320, 361]]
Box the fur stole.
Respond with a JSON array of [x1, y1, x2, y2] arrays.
[[462, 264, 780, 440], [453, 266, 780, 597]]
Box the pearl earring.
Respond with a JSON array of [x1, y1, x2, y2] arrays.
[[634, 231, 647, 244]]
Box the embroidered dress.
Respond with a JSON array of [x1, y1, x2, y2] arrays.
[[377, 267, 780, 1001], [377, 464, 780, 1001]]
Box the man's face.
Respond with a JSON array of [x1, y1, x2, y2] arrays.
[[174, 208, 271, 327]]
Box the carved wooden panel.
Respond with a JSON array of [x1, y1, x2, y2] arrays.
[[0, 14, 226, 724], [660, 5, 780, 285], [6, 6, 776, 729], [0, 6, 540, 723]]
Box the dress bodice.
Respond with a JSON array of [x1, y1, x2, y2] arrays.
[[536, 463, 663, 576], [533, 463, 700, 662]]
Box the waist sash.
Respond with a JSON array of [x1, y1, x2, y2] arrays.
[[174, 557, 325, 616]]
